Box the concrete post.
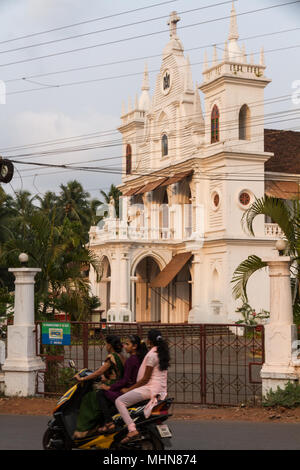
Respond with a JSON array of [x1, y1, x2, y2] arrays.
[[188, 252, 205, 323], [107, 252, 119, 322], [260, 253, 298, 396], [3, 259, 45, 396], [119, 251, 132, 322]]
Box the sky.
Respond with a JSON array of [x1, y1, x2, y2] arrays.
[[0, 0, 299, 201]]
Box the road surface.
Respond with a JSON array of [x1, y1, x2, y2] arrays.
[[0, 415, 300, 450]]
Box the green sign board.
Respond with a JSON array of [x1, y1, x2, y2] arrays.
[[42, 322, 71, 345]]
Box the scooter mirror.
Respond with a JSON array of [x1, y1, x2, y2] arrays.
[[69, 360, 76, 369]]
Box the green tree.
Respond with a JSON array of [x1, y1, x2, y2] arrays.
[[0, 184, 102, 321]]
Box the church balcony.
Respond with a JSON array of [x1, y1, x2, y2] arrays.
[[89, 220, 195, 245], [264, 223, 284, 238]]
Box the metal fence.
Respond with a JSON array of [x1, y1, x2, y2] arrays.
[[35, 321, 264, 406]]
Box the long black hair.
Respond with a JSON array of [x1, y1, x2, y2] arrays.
[[147, 329, 170, 371], [127, 334, 148, 362], [105, 335, 123, 353]]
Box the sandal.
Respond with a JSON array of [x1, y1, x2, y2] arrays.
[[120, 430, 140, 444], [98, 422, 116, 434], [73, 430, 89, 439]]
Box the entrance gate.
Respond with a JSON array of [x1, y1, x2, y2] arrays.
[[35, 322, 264, 406]]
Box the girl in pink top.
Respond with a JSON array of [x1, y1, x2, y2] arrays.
[[115, 329, 170, 444]]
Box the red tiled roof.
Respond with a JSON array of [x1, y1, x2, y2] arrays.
[[264, 128, 300, 174]]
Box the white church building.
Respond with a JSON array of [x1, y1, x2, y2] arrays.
[[88, 4, 300, 324]]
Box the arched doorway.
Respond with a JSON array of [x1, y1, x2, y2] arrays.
[[134, 256, 161, 322]]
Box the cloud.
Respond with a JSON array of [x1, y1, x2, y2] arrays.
[[25, 0, 98, 20], [13, 109, 118, 150]]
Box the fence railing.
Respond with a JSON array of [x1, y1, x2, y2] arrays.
[[35, 321, 264, 406]]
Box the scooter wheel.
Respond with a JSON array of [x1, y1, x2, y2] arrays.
[[43, 428, 70, 450]]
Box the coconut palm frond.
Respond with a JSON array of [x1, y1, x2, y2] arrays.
[[242, 196, 294, 242], [231, 255, 268, 302]]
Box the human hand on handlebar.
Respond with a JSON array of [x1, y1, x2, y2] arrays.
[[74, 374, 84, 382], [99, 384, 110, 391]]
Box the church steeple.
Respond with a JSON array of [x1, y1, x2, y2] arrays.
[[139, 62, 151, 112], [228, 1, 239, 41], [202, 1, 268, 79], [227, 1, 242, 62]]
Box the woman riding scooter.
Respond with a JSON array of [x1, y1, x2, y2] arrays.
[[73, 335, 125, 439]]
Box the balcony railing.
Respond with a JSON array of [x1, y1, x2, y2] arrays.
[[264, 223, 284, 238], [89, 220, 197, 244], [90, 221, 284, 244]]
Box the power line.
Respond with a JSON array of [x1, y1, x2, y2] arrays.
[[0, 2, 233, 56], [5, 26, 299, 87], [7, 122, 299, 179], [6, 103, 299, 161], [7, 42, 300, 98], [0, 0, 179, 46], [0, 1, 298, 69], [10, 125, 300, 181], [0, 93, 294, 159]]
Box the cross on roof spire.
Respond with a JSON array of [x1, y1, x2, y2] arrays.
[[167, 11, 180, 38]]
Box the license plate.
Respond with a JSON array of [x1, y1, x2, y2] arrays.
[[156, 424, 172, 438]]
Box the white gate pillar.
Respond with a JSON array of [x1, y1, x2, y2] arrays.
[[260, 248, 298, 396], [119, 251, 132, 322], [3, 255, 45, 396], [188, 252, 206, 323]]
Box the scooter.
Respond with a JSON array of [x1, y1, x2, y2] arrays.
[[43, 361, 173, 450]]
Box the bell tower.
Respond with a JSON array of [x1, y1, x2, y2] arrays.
[[198, 1, 273, 242], [199, 1, 271, 154]]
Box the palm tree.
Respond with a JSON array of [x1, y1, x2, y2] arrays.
[[231, 195, 300, 319], [36, 191, 58, 214], [8, 190, 37, 238], [58, 180, 90, 224], [0, 209, 101, 321]]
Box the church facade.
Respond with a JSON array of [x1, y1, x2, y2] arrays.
[[88, 4, 299, 324]]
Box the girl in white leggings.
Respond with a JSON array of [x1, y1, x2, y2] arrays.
[[115, 329, 170, 444]]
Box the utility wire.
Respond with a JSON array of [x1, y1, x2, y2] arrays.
[[5, 26, 299, 86], [6, 105, 299, 161], [0, 0, 179, 45], [0, 92, 293, 157], [0, 2, 234, 56], [0, 1, 298, 69], [10, 125, 300, 181], [7, 42, 300, 97]]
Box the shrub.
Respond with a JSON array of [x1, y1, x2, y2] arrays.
[[263, 381, 300, 408], [235, 302, 269, 326]]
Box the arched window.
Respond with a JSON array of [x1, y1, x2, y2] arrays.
[[126, 144, 132, 175], [211, 105, 220, 143], [239, 104, 251, 140], [161, 134, 168, 157]]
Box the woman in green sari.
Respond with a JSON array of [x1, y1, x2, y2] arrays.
[[73, 335, 125, 439]]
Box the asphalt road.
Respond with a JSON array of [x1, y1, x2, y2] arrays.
[[1, 415, 300, 450]]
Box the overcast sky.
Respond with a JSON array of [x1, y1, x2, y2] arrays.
[[0, 0, 299, 200]]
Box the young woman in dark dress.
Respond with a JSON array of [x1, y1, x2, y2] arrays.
[[97, 335, 148, 434]]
